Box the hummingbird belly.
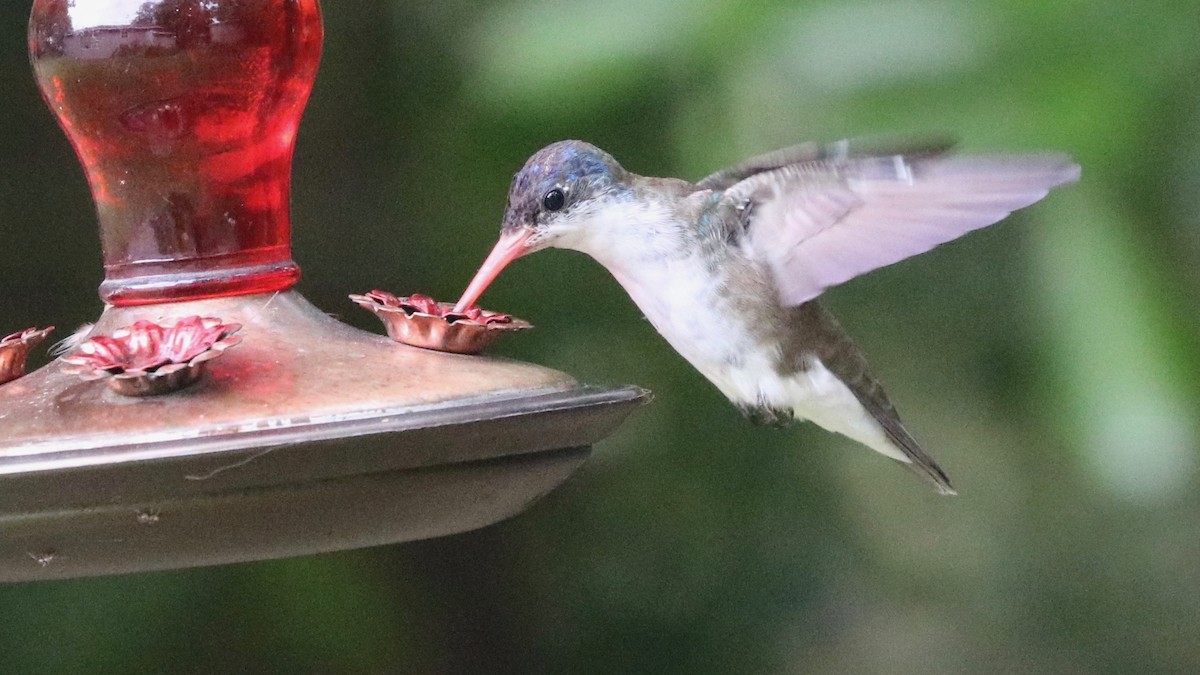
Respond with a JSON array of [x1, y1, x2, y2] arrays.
[[607, 253, 905, 462]]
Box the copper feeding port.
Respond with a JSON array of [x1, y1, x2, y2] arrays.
[[350, 290, 531, 355], [0, 326, 53, 385], [62, 316, 242, 397]]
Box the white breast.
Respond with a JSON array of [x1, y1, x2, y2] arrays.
[[610, 255, 754, 379]]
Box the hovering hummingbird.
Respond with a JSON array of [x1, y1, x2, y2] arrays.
[[455, 139, 1079, 494]]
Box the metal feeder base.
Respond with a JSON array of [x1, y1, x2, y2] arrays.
[[0, 292, 647, 581]]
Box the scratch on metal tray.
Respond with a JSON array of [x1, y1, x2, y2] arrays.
[[184, 447, 276, 481]]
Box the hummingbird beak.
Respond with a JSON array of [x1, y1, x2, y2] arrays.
[[454, 227, 536, 312]]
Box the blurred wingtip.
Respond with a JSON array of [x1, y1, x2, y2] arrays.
[[1017, 153, 1081, 187], [1061, 159, 1083, 185]]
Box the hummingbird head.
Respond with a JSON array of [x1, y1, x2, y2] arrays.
[[500, 140, 628, 248], [455, 140, 629, 311]]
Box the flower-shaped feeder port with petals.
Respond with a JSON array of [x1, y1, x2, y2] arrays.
[[0, 326, 54, 385], [62, 316, 242, 396], [350, 291, 531, 355]]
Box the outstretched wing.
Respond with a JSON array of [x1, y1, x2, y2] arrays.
[[721, 152, 1079, 306], [696, 137, 956, 191]]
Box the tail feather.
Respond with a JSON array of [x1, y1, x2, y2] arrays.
[[845, 371, 956, 495], [784, 301, 957, 495], [872, 412, 957, 496]]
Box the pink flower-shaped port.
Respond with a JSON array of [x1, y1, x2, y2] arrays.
[[0, 326, 54, 385], [62, 316, 242, 396], [349, 290, 530, 355]]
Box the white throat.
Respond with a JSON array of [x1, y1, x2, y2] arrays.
[[551, 198, 689, 276]]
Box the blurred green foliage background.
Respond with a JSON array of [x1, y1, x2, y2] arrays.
[[3, 0, 1200, 672]]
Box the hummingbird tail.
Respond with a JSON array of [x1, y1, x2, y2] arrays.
[[875, 418, 957, 496], [809, 363, 958, 495], [825, 359, 958, 495]]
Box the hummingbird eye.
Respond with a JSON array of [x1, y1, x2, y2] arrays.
[[542, 188, 566, 212]]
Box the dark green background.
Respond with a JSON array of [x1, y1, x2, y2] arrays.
[[4, 0, 1200, 672]]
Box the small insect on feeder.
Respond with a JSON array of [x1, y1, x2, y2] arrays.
[[0, 0, 646, 582]]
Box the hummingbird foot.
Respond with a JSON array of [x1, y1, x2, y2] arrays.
[[738, 401, 795, 428]]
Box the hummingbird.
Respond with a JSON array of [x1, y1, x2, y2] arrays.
[[455, 139, 1079, 494]]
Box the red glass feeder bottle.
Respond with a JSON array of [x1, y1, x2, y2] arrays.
[[30, 0, 322, 305], [0, 0, 646, 582]]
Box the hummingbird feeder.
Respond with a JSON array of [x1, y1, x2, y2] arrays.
[[0, 0, 646, 582]]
